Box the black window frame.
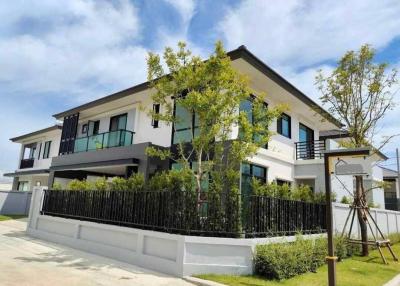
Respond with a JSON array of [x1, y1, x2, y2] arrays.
[[37, 143, 42, 160], [241, 163, 267, 196], [299, 123, 314, 142], [43, 141, 51, 159], [109, 113, 128, 132], [277, 113, 291, 139], [171, 99, 199, 145], [239, 97, 269, 149], [82, 124, 88, 134], [152, 103, 160, 128]]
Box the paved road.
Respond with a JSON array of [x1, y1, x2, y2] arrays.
[[0, 219, 193, 286]]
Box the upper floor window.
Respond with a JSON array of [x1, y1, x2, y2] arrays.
[[152, 103, 160, 128], [277, 113, 291, 138], [88, 120, 100, 135], [43, 141, 51, 159], [37, 143, 42, 159], [239, 98, 268, 149], [109, 114, 127, 132], [172, 102, 199, 144], [299, 123, 314, 142]]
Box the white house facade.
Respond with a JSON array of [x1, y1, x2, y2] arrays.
[[5, 45, 389, 207]]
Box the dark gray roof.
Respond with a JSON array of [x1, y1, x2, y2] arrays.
[[52, 46, 343, 128], [10, 125, 62, 142], [381, 166, 398, 178], [319, 129, 350, 139]]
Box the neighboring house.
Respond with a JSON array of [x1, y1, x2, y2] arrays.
[[4, 125, 62, 191], [3, 45, 390, 208], [381, 166, 400, 210]]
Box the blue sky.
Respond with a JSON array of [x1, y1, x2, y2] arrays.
[[1, 0, 400, 180]]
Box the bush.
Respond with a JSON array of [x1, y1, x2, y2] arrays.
[[255, 236, 326, 280], [52, 182, 62, 190], [291, 184, 313, 202], [340, 196, 351, 204], [255, 235, 357, 280], [67, 179, 92, 191]]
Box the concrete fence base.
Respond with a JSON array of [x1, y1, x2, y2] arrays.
[[26, 188, 400, 277]]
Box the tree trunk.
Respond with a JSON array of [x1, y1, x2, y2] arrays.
[[355, 175, 369, 256]]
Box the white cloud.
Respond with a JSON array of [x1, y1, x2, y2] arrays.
[[219, 0, 400, 68], [164, 0, 196, 32], [0, 0, 146, 102]]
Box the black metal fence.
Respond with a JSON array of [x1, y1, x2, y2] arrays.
[[41, 189, 326, 238], [295, 140, 326, 160]]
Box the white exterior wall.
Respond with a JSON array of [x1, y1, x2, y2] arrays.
[[27, 188, 400, 277], [17, 129, 61, 172]]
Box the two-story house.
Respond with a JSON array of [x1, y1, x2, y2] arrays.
[[4, 45, 388, 207], [5, 125, 61, 191]]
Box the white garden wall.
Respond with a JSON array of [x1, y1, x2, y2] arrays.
[[26, 187, 400, 277]]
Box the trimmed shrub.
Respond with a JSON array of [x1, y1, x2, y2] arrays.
[[255, 235, 356, 280], [255, 236, 326, 280]]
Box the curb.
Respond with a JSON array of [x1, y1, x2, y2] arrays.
[[183, 276, 227, 286], [384, 274, 400, 286]]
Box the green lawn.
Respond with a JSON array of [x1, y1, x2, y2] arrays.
[[0, 215, 27, 221], [197, 244, 400, 286]]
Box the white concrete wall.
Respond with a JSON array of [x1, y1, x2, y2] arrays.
[[333, 202, 400, 238], [27, 187, 400, 277], [0, 190, 32, 215]]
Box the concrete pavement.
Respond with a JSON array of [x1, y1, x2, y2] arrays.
[[0, 218, 194, 286]]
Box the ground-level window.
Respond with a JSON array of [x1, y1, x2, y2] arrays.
[[17, 181, 29, 191], [241, 163, 267, 197], [276, 179, 292, 187]]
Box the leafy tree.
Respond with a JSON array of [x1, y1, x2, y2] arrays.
[[316, 44, 398, 256], [145, 41, 282, 194]]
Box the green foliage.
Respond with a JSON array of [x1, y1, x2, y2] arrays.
[[340, 196, 351, 204], [255, 235, 356, 280], [66, 179, 92, 191], [250, 179, 332, 203], [93, 177, 108, 191], [255, 236, 327, 280], [316, 44, 397, 147], [388, 233, 400, 244], [145, 41, 283, 193], [127, 173, 145, 192], [52, 182, 62, 190], [291, 184, 313, 202]]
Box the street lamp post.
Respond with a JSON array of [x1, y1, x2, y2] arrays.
[[323, 148, 370, 286]]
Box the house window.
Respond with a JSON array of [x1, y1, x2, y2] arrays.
[[82, 124, 88, 134], [109, 114, 127, 131], [239, 98, 268, 149], [17, 181, 29, 191], [88, 120, 100, 135], [28, 146, 36, 159], [299, 123, 314, 142], [37, 143, 42, 160], [276, 179, 291, 187], [43, 141, 51, 159], [172, 102, 199, 144], [241, 163, 267, 197], [152, 103, 160, 128], [277, 113, 291, 138]]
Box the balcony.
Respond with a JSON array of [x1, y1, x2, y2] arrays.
[[295, 140, 326, 160], [74, 130, 135, 153], [20, 158, 34, 169]]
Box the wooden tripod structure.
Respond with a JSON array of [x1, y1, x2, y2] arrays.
[[341, 196, 398, 264]]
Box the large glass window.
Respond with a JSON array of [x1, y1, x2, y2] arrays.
[[277, 113, 291, 138], [239, 98, 268, 149], [42, 141, 51, 159], [172, 102, 199, 144], [109, 113, 127, 131], [241, 163, 267, 197], [299, 123, 314, 142], [88, 120, 100, 135]]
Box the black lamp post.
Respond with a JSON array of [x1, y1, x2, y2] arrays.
[[323, 148, 370, 286]]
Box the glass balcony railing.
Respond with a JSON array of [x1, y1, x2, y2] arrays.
[[74, 130, 134, 153]]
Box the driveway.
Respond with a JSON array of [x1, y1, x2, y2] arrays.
[[0, 219, 193, 286]]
